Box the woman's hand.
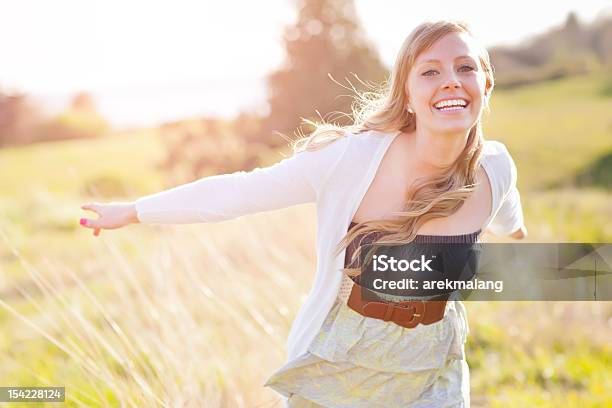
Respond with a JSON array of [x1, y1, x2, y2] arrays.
[[80, 201, 140, 237], [509, 225, 528, 239]]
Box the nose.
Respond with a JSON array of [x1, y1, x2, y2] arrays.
[[441, 71, 461, 90]]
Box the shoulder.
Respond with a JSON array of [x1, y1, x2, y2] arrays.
[[304, 129, 387, 159], [481, 139, 518, 195], [482, 139, 513, 160], [288, 131, 356, 194], [305, 129, 391, 195], [349, 128, 392, 144], [292, 130, 352, 162], [342, 129, 395, 154]]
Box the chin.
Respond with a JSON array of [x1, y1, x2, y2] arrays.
[[425, 108, 480, 135], [431, 121, 475, 135]]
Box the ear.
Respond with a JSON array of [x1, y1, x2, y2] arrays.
[[485, 80, 494, 98], [406, 101, 414, 114]]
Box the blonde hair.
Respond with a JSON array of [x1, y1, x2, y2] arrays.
[[291, 20, 495, 277]]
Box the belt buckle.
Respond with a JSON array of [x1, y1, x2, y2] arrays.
[[388, 300, 425, 328]]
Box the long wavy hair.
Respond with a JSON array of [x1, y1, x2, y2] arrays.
[[290, 20, 495, 277]]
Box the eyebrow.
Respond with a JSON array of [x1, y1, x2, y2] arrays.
[[417, 56, 476, 65]]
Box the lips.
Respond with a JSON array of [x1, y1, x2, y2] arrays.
[[432, 98, 470, 111]]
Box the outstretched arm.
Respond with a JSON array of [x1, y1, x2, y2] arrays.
[[133, 153, 317, 224], [80, 136, 350, 233]]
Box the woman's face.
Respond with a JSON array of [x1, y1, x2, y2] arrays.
[[406, 32, 488, 135]]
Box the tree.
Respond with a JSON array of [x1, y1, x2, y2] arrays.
[[157, 0, 387, 183], [259, 0, 388, 147], [0, 89, 43, 147], [0, 89, 110, 147], [40, 92, 110, 142]]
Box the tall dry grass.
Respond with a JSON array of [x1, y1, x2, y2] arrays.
[[1, 207, 318, 407], [1, 204, 610, 407]]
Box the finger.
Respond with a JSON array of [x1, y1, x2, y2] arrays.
[[80, 218, 99, 229], [81, 203, 100, 215]]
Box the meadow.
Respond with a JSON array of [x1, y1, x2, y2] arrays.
[[0, 72, 610, 407]]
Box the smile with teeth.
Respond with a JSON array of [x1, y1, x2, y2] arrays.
[[433, 99, 469, 111]]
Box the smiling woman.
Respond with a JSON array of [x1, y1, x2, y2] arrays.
[[406, 32, 492, 138], [80, 19, 526, 408], [262, 21, 525, 407]]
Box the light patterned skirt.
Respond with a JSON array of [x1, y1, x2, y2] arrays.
[[263, 296, 470, 407]]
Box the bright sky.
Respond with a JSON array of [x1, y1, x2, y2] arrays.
[[1, 0, 610, 127]]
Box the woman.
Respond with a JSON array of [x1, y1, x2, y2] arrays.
[[80, 20, 527, 407]]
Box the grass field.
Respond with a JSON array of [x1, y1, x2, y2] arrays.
[[0, 72, 611, 407]]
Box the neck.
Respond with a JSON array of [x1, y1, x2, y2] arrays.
[[408, 126, 471, 174]]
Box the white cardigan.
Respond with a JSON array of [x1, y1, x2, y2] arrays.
[[134, 129, 524, 362]]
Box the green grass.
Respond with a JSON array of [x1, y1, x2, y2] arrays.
[[466, 301, 612, 407], [484, 72, 612, 192], [0, 128, 166, 202]]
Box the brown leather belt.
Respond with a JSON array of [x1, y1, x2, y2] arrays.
[[347, 280, 448, 329]]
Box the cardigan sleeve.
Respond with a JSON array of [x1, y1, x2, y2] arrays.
[[134, 136, 350, 224], [487, 184, 524, 236], [486, 143, 525, 236]]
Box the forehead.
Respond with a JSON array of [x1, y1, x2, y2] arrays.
[[414, 32, 481, 65]]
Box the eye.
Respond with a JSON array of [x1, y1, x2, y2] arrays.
[[422, 70, 438, 76], [459, 64, 476, 72]]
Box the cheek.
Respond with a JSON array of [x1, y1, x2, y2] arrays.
[[465, 79, 486, 110], [409, 83, 436, 110], [471, 75, 488, 99]]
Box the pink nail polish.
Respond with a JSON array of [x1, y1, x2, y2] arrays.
[[80, 218, 87, 225]]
